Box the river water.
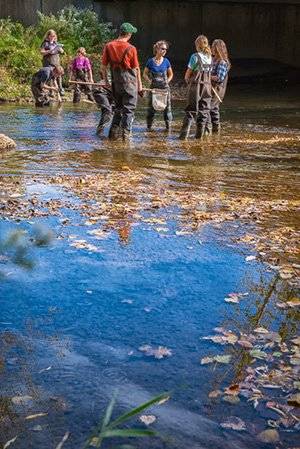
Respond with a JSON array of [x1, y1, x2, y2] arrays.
[[0, 85, 299, 449]]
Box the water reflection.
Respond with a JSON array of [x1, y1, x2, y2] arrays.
[[0, 86, 299, 448]]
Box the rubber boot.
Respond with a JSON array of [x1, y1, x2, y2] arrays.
[[122, 128, 131, 142], [195, 123, 206, 140], [212, 123, 221, 134], [179, 117, 192, 140], [87, 93, 94, 102], [96, 111, 112, 136], [165, 120, 170, 131], [108, 124, 121, 140], [146, 117, 153, 131]]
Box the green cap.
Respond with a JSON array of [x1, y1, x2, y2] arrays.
[[120, 22, 137, 34]]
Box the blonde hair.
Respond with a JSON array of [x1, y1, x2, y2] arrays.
[[195, 35, 211, 56], [153, 40, 169, 56], [44, 29, 57, 42], [212, 39, 231, 68], [77, 47, 86, 56]]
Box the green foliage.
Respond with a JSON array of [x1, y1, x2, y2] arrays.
[[0, 7, 115, 101], [85, 392, 169, 448], [36, 6, 115, 55]]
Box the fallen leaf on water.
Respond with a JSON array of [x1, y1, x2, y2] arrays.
[[55, 431, 70, 449], [291, 336, 300, 346], [286, 297, 300, 307], [11, 395, 32, 405], [254, 327, 269, 334], [38, 366, 52, 374], [257, 428, 280, 443], [139, 415, 157, 425], [287, 393, 300, 407], [222, 395, 240, 405], [224, 384, 240, 396], [201, 354, 231, 365], [214, 355, 232, 364], [290, 357, 300, 366], [157, 396, 170, 405], [3, 436, 17, 449], [250, 349, 268, 359], [208, 390, 222, 398], [25, 412, 48, 420], [238, 339, 253, 349], [220, 416, 246, 431], [138, 345, 172, 359]]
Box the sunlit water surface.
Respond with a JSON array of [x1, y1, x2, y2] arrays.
[[0, 85, 299, 449]]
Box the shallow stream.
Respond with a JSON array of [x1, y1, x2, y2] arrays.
[[0, 84, 299, 449]]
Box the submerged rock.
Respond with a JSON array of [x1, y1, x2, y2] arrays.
[[0, 134, 16, 150]]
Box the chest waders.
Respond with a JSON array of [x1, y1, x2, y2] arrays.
[[73, 69, 94, 103], [94, 86, 114, 136], [146, 68, 172, 131], [108, 46, 138, 140], [31, 74, 51, 107], [42, 52, 64, 95], [210, 73, 228, 133], [179, 56, 212, 140]]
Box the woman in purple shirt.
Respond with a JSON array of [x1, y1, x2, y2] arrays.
[[70, 47, 94, 103], [143, 40, 173, 131]]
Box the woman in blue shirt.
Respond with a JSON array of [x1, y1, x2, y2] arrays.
[[143, 40, 173, 130]]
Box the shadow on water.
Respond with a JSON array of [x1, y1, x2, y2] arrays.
[[0, 84, 299, 448]]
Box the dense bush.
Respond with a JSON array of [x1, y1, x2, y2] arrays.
[[0, 7, 115, 100]]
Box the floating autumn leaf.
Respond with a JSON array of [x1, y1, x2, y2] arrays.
[[238, 339, 253, 349], [25, 412, 48, 420], [138, 345, 172, 359], [287, 393, 300, 407], [3, 436, 17, 449], [201, 354, 232, 365], [11, 395, 32, 405], [208, 390, 222, 398], [224, 292, 248, 304], [139, 415, 157, 425], [254, 327, 269, 334], [201, 333, 237, 345], [286, 297, 300, 307], [291, 336, 300, 346], [222, 395, 240, 405], [214, 354, 232, 364], [257, 428, 280, 443], [250, 349, 268, 359], [220, 416, 246, 431], [224, 384, 240, 396]]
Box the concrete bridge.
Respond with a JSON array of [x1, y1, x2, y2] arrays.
[[0, 0, 299, 68]]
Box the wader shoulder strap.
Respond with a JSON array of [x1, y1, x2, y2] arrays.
[[110, 44, 133, 68]]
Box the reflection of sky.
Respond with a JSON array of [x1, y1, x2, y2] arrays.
[[0, 213, 264, 449]]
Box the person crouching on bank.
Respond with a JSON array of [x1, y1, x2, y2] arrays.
[[101, 22, 143, 141], [31, 65, 64, 107], [143, 40, 173, 131]]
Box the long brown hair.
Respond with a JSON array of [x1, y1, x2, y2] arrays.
[[195, 35, 211, 56], [212, 39, 231, 68]]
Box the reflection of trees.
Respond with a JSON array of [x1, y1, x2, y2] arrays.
[[204, 268, 299, 441]]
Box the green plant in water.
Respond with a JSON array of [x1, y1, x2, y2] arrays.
[[84, 392, 169, 448]]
